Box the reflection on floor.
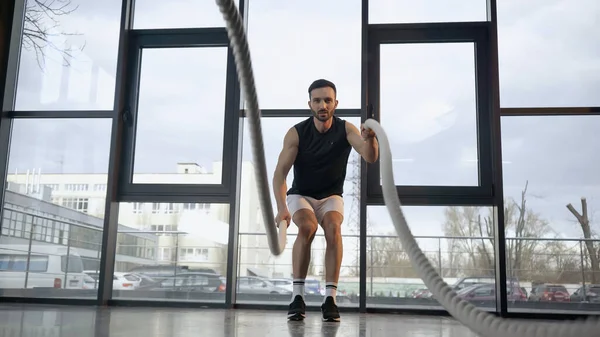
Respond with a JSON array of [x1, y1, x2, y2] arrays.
[[0, 303, 478, 337]]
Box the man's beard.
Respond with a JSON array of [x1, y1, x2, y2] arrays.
[[312, 109, 332, 122]]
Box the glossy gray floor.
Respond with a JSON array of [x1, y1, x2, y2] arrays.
[[0, 303, 478, 337]]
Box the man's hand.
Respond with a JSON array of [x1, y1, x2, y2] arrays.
[[360, 124, 376, 140], [275, 208, 291, 228]]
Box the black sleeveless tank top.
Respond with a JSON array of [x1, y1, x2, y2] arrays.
[[287, 116, 352, 200]]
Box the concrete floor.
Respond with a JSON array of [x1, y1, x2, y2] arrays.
[[0, 304, 478, 337]]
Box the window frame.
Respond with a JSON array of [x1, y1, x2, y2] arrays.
[[118, 28, 237, 202], [365, 22, 495, 206]]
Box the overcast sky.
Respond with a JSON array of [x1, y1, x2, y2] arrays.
[[7, 0, 600, 246]]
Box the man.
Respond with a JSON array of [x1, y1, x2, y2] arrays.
[[272, 79, 379, 322]]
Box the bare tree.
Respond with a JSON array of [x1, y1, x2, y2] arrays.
[[566, 197, 600, 283], [443, 181, 551, 280], [443, 206, 495, 275], [504, 181, 551, 279], [365, 233, 434, 278], [23, 0, 84, 69]]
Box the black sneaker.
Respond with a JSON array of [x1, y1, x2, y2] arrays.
[[320, 296, 340, 322], [287, 295, 306, 321]]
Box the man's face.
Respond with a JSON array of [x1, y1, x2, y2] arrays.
[[308, 87, 338, 122]]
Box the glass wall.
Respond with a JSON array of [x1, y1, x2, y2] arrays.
[[246, 0, 362, 109], [15, 0, 122, 111], [496, 0, 599, 108], [378, 42, 479, 187], [497, 0, 600, 315], [366, 206, 499, 310], [130, 47, 228, 184], [111, 202, 229, 303], [501, 116, 600, 314], [0, 0, 598, 319], [1, 119, 112, 298]]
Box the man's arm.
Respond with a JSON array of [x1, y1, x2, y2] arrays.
[[346, 122, 379, 163], [273, 127, 299, 210]]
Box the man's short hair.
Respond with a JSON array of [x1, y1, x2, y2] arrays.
[[308, 79, 337, 98]]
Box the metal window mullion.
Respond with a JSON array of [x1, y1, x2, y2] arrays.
[[0, 0, 25, 271], [500, 107, 600, 116], [8, 110, 114, 118], [486, 0, 508, 317], [240, 108, 362, 118], [97, 0, 135, 305], [225, 0, 249, 308], [475, 31, 495, 195], [133, 28, 230, 48], [359, 0, 369, 313], [1, 0, 24, 113]]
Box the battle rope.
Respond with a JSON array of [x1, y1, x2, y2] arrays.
[[215, 0, 600, 335]]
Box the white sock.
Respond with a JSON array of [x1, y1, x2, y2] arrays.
[[324, 282, 337, 303], [292, 279, 305, 300]]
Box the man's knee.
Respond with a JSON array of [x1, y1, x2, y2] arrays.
[[322, 211, 343, 245], [293, 209, 318, 243]]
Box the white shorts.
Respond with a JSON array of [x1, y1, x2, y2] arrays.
[[286, 194, 344, 224]]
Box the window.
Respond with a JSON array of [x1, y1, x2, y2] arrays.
[[183, 203, 211, 212], [179, 248, 209, 262], [61, 198, 89, 213], [366, 205, 497, 309], [378, 43, 479, 186], [45, 184, 59, 191], [497, 1, 600, 107], [15, 0, 122, 110], [113, 202, 230, 303], [130, 48, 227, 184], [65, 184, 89, 191], [502, 115, 600, 314], [0, 254, 48, 272], [61, 255, 84, 273], [247, 0, 361, 108], [369, 0, 487, 24], [150, 225, 177, 236], [132, 0, 240, 29], [2, 119, 111, 298], [158, 248, 173, 262], [132, 202, 143, 214], [237, 117, 361, 307]]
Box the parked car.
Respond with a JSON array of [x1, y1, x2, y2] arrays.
[[570, 284, 600, 303], [411, 288, 433, 299], [83, 270, 143, 290], [127, 265, 193, 280], [528, 284, 570, 302], [452, 276, 520, 291], [305, 279, 322, 295], [236, 276, 291, 295], [456, 283, 526, 302], [137, 272, 226, 293]]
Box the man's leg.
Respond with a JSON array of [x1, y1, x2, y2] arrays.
[[316, 196, 344, 322], [322, 211, 343, 297], [286, 195, 318, 320], [291, 208, 318, 290]]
